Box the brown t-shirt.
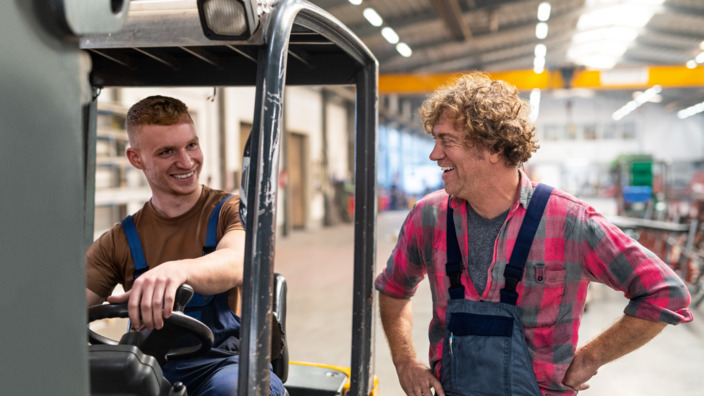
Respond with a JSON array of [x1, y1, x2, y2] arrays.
[[86, 185, 243, 313]]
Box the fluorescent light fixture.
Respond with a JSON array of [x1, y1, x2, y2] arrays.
[[568, 0, 662, 70], [530, 88, 541, 121], [535, 22, 548, 39], [612, 85, 661, 120], [537, 2, 551, 22], [381, 27, 399, 44], [687, 60, 697, 69], [696, 52, 704, 64], [534, 56, 546, 70], [533, 55, 545, 74], [363, 7, 383, 27], [567, 26, 639, 69], [396, 42, 412, 57], [678, 101, 704, 119], [578, 5, 655, 30], [349, 0, 362, 4], [535, 43, 547, 58]]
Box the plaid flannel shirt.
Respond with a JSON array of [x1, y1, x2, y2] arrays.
[[375, 170, 693, 395]]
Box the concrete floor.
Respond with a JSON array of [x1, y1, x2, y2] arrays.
[[276, 210, 704, 396], [90, 209, 704, 395]]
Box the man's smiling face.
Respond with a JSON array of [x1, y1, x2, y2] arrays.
[[429, 111, 492, 201], [127, 122, 203, 199]]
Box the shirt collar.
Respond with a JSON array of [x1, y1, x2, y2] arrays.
[[516, 168, 535, 211]]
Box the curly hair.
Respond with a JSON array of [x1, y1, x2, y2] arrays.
[[126, 95, 194, 144], [419, 72, 539, 167]]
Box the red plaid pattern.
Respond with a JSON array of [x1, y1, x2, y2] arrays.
[[375, 170, 693, 395]]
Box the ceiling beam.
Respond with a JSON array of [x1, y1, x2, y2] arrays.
[[379, 65, 704, 94], [641, 26, 704, 46], [430, 0, 471, 41]]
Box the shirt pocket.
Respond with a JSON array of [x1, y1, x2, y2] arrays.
[[519, 262, 567, 328]]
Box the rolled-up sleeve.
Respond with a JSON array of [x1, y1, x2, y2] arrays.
[[582, 208, 693, 324], [375, 207, 427, 299]]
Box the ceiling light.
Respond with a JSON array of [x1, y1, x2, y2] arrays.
[[568, 0, 663, 70], [678, 102, 704, 119], [534, 57, 546, 70], [687, 60, 697, 69], [396, 42, 412, 57], [567, 27, 637, 69], [363, 7, 383, 27], [577, 4, 657, 30], [537, 2, 551, 22], [529, 89, 541, 121], [348, 0, 362, 4], [534, 43, 547, 58], [696, 52, 704, 64], [381, 27, 399, 44], [533, 56, 545, 74], [535, 22, 548, 39], [612, 85, 661, 120], [632, 88, 661, 104]]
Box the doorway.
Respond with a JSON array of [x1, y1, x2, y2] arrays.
[[287, 132, 307, 229]]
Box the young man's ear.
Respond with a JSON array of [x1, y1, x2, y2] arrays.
[[126, 148, 145, 170]]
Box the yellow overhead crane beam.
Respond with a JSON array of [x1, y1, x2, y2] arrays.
[[379, 65, 704, 94]]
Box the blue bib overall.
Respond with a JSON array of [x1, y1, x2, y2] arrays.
[[440, 184, 553, 396], [121, 195, 284, 396]]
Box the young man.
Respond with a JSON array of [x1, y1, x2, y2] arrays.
[[375, 73, 693, 396], [86, 95, 285, 396]]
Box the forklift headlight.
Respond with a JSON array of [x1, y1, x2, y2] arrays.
[[197, 0, 259, 39]]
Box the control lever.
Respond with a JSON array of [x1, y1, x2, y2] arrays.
[[173, 284, 194, 312]]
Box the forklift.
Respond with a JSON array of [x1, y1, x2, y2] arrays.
[[0, 0, 378, 395]]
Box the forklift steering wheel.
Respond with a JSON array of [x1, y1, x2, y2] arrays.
[[88, 285, 214, 365]]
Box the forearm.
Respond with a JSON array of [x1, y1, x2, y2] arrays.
[[171, 228, 245, 294], [563, 314, 667, 390], [579, 314, 666, 367], [176, 247, 243, 294], [379, 292, 445, 396], [379, 292, 418, 366]]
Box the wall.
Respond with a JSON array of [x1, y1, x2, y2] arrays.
[[534, 92, 704, 165], [529, 91, 704, 196], [285, 87, 324, 229]]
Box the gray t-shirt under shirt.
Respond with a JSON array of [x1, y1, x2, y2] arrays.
[[466, 204, 509, 296]]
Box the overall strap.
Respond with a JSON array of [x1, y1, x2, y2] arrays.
[[121, 215, 148, 281], [445, 198, 465, 300], [500, 183, 554, 305], [186, 194, 235, 316], [203, 194, 234, 255]]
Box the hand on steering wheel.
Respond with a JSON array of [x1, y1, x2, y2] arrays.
[[88, 284, 214, 366]]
